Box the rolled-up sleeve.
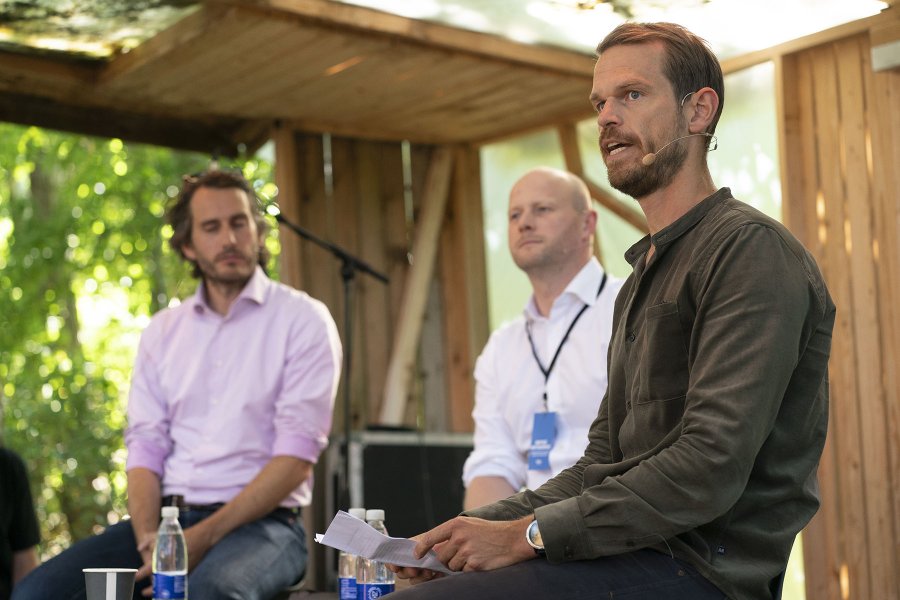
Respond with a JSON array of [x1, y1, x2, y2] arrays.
[[272, 299, 342, 463]]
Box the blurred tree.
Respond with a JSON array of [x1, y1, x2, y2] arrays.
[[0, 123, 276, 557]]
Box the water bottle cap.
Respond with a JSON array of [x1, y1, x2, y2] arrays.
[[161, 506, 179, 519], [349, 508, 367, 520], [366, 509, 384, 522]]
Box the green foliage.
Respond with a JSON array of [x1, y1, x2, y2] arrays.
[[0, 123, 275, 557]]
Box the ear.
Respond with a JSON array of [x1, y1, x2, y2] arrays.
[[181, 242, 196, 261], [686, 86, 719, 134], [584, 209, 598, 239]]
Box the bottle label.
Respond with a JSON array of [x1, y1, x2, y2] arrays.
[[153, 572, 187, 599], [339, 576, 357, 600], [359, 582, 394, 599]]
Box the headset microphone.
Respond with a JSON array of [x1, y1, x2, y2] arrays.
[[641, 133, 716, 166]]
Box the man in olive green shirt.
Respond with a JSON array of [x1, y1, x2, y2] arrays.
[[390, 22, 835, 600]]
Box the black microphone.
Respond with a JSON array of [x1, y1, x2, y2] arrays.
[[642, 133, 716, 166]]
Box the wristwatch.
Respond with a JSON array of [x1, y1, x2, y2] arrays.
[[525, 518, 545, 555]]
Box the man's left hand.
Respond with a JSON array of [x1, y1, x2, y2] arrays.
[[184, 521, 216, 570], [413, 515, 536, 573]]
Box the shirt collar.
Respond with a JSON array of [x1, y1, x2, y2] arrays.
[[524, 257, 605, 320], [189, 265, 269, 315], [624, 187, 733, 267]]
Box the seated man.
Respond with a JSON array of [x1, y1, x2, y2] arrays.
[[14, 169, 342, 600], [462, 167, 623, 509], [1, 446, 40, 600], [390, 22, 835, 600]]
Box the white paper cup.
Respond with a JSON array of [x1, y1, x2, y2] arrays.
[[83, 568, 138, 600]]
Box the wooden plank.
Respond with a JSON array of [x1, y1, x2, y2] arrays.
[[354, 140, 404, 427], [557, 123, 647, 233], [380, 146, 454, 425], [273, 126, 304, 288], [779, 52, 842, 600], [865, 44, 900, 600], [0, 90, 243, 155], [810, 43, 870, 600], [836, 34, 898, 599], [439, 144, 488, 433], [870, 64, 900, 600], [98, 4, 230, 83], [408, 144, 448, 430], [328, 136, 366, 427], [224, 0, 597, 77]]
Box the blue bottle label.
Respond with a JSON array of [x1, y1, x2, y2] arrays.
[[339, 576, 358, 599], [153, 572, 187, 599], [359, 583, 394, 599]]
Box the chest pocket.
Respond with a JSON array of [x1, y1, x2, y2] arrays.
[[631, 302, 688, 447], [637, 301, 689, 404]]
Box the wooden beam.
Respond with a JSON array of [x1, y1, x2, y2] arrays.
[[223, 0, 596, 77], [557, 123, 647, 233], [720, 7, 898, 74], [380, 146, 454, 425], [0, 90, 243, 155]]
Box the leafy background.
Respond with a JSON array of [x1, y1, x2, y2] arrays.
[[0, 123, 275, 555]]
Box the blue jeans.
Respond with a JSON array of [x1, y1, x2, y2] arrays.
[[12, 508, 307, 600], [390, 549, 725, 600]]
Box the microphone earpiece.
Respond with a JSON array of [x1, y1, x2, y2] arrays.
[[641, 133, 716, 167]]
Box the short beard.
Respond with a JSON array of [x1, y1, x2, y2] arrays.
[[608, 139, 687, 200]]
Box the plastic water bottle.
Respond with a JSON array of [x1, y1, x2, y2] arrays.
[[152, 506, 188, 599], [356, 509, 394, 599], [338, 508, 367, 599]]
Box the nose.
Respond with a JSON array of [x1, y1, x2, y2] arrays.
[[597, 100, 621, 129], [517, 210, 534, 231], [224, 226, 238, 245]]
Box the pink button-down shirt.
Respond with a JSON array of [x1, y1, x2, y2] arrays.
[[125, 267, 341, 507]]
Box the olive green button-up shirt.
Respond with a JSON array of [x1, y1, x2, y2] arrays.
[[467, 188, 835, 599]]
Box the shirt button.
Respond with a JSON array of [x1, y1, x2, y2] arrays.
[[627, 332, 636, 342]]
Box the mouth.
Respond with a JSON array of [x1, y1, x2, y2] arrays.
[[602, 139, 634, 158]]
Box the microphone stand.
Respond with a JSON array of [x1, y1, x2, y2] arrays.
[[274, 212, 389, 512]]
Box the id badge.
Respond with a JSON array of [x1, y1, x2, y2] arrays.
[[528, 411, 557, 471]]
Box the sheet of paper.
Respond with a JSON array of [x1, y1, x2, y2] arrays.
[[316, 510, 453, 575]]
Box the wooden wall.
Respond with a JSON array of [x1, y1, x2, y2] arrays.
[[778, 25, 900, 600]]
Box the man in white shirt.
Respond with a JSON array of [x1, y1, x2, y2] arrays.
[[462, 167, 623, 510]]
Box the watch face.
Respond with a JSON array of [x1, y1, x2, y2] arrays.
[[528, 520, 543, 549]]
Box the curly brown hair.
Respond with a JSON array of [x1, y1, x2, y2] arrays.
[[167, 169, 271, 278]]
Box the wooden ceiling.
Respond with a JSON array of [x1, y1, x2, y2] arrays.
[[0, 0, 598, 155]]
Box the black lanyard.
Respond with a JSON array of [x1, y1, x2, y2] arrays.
[[526, 273, 608, 410]]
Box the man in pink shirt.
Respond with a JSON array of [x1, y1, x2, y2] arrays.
[[14, 170, 342, 600]]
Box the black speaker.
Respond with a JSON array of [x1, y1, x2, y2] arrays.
[[331, 430, 473, 539]]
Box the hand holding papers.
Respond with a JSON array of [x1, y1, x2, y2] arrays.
[[316, 510, 453, 575]]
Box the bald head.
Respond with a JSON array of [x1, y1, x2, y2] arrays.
[[507, 167, 597, 280], [510, 167, 592, 215]]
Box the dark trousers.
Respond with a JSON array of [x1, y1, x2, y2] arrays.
[[391, 549, 725, 600]]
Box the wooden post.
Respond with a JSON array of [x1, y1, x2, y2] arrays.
[[380, 146, 454, 425]]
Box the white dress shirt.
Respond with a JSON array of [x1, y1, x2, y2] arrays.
[[462, 258, 623, 492]]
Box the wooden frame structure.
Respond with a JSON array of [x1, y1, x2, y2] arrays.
[[1, 1, 898, 596]]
